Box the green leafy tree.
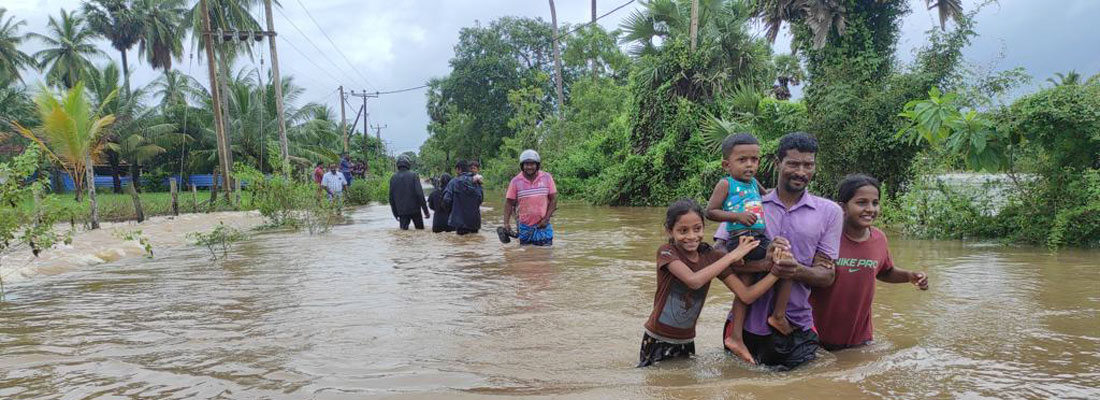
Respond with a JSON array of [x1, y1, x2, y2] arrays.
[[0, 147, 72, 298], [30, 9, 106, 89]]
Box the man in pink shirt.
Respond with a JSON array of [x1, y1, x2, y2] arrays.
[[501, 150, 557, 246]]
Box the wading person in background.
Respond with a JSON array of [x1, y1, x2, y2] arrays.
[[321, 163, 348, 202], [389, 156, 430, 230], [340, 153, 353, 186], [716, 132, 841, 370], [428, 174, 454, 233], [500, 150, 557, 246], [313, 161, 325, 194], [443, 160, 483, 235], [810, 174, 929, 351]]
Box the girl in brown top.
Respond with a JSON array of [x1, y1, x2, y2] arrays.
[[639, 199, 782, 367]]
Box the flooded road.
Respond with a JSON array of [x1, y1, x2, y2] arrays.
[[1, 202, 1098, 399]]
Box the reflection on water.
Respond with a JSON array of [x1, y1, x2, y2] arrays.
[[1, 203, 1098, 399]]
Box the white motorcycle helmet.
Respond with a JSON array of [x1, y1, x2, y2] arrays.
[[519, 149, 540, 165]]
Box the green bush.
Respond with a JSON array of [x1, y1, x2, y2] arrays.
[[345, 173, 391, 206]]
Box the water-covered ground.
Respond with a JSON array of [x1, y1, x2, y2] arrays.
[[1, 203, 1097, 399]]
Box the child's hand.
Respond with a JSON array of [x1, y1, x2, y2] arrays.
[[730, 235, 760, 259], [767, 236, 790, 261], [732, 212, 758, 226], [910, 271, 929, 290]]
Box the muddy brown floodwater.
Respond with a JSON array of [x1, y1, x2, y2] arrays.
[[1, 202, 1098, 399]]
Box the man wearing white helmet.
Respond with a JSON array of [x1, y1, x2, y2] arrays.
[[502, 149, 557, 246]]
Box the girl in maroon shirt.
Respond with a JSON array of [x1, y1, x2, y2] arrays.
[[638, 199, 782, 367], [809, 174, 930, 350]]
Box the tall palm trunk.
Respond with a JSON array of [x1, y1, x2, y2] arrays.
[[129, 163, 142, 193], [84, 155, 100, 229], [108, 150, 123, 193], [120, 49, 131, 95], [548, 0, 564, 116]]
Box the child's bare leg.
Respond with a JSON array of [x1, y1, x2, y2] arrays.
[[768, 279, 794, 335], [723, 274, 755, 364]]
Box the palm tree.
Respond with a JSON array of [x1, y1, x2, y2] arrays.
[[82, 0, 142, 93], [1046, 71, 1082, 87], [620, 0, 771, 98], [85, 61, 128, 192], [14, 82, 116, 229], [30, 9, 105, 89], [136, 0, 186, 71], [0, 8, 37, 85], [107, 110, 188, 192], [151, 69, 202, 109], [754, 0, 964, 50], [770, 53, 803, 100]]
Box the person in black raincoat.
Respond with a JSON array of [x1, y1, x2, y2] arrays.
[[442, 160, 483, 235], [389, 156, 430, 230], [427, 174, 453, 232]]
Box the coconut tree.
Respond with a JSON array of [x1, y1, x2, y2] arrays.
[[107, 109, 188, 192], [0, 8, 37, 85], [81, 0, 142, 93], [14, 82, 116, 229], [1046, 71, 1082, 87], [136, 0, 187, 71], [30, 9, 105, 89], [85, 61, 127, 192], [151, 69, 202, 109]]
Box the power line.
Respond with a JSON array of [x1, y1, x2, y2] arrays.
[[291, 0, 379, 92], [375, 84, 429, 96], [273, 5, 368, 89], [554, 0, 637, 42], [278, 35, 345, 87]]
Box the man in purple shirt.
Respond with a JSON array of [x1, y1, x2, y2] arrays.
[[716, 132, 841, 370]]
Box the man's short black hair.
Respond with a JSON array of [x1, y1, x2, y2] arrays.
[[469, 160, 480, 168], [777, 132, 818, 161], [721, 133, 760, 159], [455, 159, 470, 173]]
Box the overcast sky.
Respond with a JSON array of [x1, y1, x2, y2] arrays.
[[5, 0, 1099, 154]]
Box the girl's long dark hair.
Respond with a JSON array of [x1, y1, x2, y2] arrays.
[[665, 198, 712, 252], [836, 174, 881, 204]]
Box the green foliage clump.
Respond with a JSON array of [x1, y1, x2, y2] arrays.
[[345, 174, 390, 206], [234, 164, 341, 233], [187, 221, 248, 260]]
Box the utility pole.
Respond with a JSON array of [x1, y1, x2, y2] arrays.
[[548, 0, 564, 116], [348, 89, 378, 141], [263, 0, 289, 164], [339, 85, 347, 153], [690, 0, 699, 52], [200, 0, 232, 198], [371, 124, 387, 142]]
